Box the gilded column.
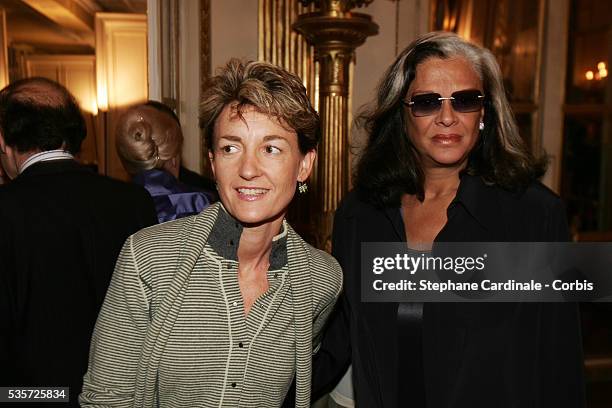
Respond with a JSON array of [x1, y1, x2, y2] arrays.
[[293, 0, 377, 249]]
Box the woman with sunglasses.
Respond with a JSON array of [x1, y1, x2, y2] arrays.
[[312, 32, 584, 407]]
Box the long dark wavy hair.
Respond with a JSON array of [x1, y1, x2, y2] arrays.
[[354, 31, 547, 207]]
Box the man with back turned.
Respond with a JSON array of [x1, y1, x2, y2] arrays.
[[0, 77, 157, 406]]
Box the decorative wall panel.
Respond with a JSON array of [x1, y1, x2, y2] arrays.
[[95, 13, 147, 180]]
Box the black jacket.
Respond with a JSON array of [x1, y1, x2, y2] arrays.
[[313, 174, 585, 408], [0, 160, 158, 406]]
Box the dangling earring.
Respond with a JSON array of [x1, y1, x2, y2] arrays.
[[297, 181, 308, 194], [479, 120, 485, 131]]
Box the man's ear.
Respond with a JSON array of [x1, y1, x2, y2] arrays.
[[0, 133, 12, 157]]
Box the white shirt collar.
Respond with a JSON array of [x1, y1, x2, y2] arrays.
[[19, 150, 75, 174]]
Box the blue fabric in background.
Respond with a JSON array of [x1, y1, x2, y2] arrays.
[[133, 169, 213, 223]]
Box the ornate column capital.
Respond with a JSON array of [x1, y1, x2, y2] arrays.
[[297, 0, 374, 15], [293, 10, 377, 96], [293, 8, 378, 49]]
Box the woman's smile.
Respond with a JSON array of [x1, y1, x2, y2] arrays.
[[432, 133, 462, 145], [235, 186, 270, 201]]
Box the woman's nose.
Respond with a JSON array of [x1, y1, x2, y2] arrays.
[[238, 151, 261, 180], [436, 99, 459, 126]]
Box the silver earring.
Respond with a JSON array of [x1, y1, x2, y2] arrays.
[[298, 181, 308, 194], [479, 121, 485, 131]]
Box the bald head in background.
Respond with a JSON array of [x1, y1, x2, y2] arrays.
[[0, 77, 86, 179], [1, 77, 70, 108]]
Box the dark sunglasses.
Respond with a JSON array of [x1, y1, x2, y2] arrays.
[[404, 90, 485, 117]]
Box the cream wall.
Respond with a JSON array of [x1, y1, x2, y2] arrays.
[[210, 0, 258, 73], [352, 1, 398, 121], [178, 0, 203, 173], [353, 0, 431, 114], [350, 1, 430, 168]]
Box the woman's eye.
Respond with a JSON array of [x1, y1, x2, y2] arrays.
[[264, 145, 281, 154], [221, 145, 238, 153]]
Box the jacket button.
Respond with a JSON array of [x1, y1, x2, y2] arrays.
[[238, 342, 243, 348], [231, 382, 236, 388]]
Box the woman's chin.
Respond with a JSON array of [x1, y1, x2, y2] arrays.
[[425, 154, 470, 170], [225, 207, 286, 229]]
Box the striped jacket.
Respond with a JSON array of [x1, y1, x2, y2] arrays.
[[79, 203, 342, 407]]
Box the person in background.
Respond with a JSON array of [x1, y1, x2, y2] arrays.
[[80, 59, 342, 408], [116, 101, 215, 223], [179, 162, 218, 193], [0, 77, 157, 407], [313, 32, 584, 408]]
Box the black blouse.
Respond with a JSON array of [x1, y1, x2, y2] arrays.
[[311, 174, 585, 408]]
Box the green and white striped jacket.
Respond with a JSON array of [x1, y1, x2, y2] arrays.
[[79, 203, 342, 408]]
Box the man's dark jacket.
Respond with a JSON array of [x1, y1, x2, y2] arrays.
[[312, 174, 585, 408], [0, 159, 157, 406]]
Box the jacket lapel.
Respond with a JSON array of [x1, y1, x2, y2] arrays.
[[135, 203, 220, 407], [286, 224, 314, 408]]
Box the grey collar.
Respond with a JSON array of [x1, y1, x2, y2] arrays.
[[208, 205, 288, 269]]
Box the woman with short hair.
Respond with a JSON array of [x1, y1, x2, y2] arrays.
[[81, 59, 342, 408]]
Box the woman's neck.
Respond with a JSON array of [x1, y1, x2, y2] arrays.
[[422, 166, 462, 199], [237, 217, 283, 273]]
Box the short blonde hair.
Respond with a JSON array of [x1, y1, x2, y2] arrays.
[[199, 59, 319, 154], [115, 102, 182, 175]]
